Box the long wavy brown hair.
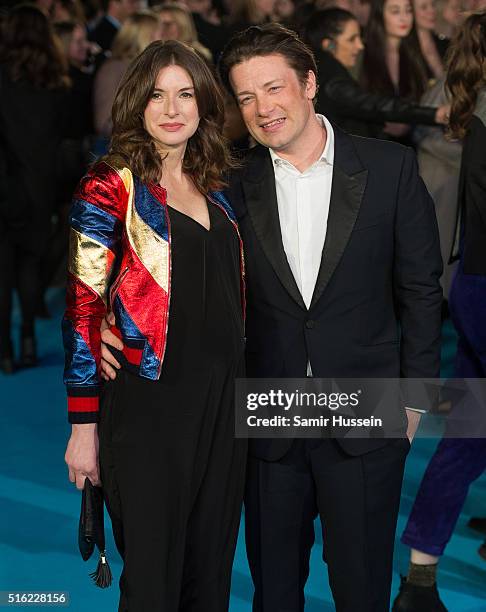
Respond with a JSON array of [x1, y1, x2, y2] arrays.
[[106, 40, 236, 192], [361, 0, 428, 101], [446, 11, 486, 140], [0, 4, 70, 90]]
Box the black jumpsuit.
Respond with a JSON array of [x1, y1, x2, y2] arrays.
[[99, 201, 247, 611]]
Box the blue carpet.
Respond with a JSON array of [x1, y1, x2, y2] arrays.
[[1, 288, 486, 611]]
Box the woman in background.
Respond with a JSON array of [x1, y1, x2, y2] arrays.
[[55, 21, 94, 188], [435, 0, 463, 38], [156, 3, 212, 61], [36, 21, 95, 318], [0, 5, 69, 372], [93, 11, 162, 154], [415, 70, 461, 304], [306, 8, 448, 137], [361, 0, 428, 142], [413, 0, 448, 78], [393, 12, 486, 612]]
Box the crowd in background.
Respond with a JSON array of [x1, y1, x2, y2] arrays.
[[0, 0, 482, 360]]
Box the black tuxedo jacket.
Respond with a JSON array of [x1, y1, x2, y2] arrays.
[[226, 126, 443, 459]]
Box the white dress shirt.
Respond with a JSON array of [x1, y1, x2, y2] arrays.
[[270, 114, 334, 308], [270, 114, 335, 375]]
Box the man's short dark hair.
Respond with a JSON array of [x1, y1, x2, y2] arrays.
[[218, 23, 318, 97]]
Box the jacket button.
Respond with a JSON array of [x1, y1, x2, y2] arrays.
[[305, 320, 315, 329]]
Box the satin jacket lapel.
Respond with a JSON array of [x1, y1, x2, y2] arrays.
[[242, 148, 306, 310], [310, 128, 368, 308]]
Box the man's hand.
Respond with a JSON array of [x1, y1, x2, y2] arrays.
[[405, 408, 422, 443], [435, 104, 451, 125], [65, 423, 100, 490], [100, 312, 123, 380]]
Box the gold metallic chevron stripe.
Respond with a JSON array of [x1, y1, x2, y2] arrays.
[[68, 228, 112, 305], [122, 168, 169, 293]]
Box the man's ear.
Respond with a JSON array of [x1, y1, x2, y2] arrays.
[[305, 69, 318, 100]]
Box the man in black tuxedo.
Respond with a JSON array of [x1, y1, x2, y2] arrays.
[[217, 24, 443, 611]]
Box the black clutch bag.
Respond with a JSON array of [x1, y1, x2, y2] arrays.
[[78, 478, 112, 588]]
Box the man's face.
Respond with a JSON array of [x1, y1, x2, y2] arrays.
[[229, 53, 316, 154]]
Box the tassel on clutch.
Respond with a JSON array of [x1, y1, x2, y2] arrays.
[[89, 551, 113, 588], [78, 478, 112, 588]]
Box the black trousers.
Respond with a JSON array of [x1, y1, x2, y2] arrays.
[[99, 369, 247, 612], [0, 234, 40, 351], [245, 438, 410, 612]]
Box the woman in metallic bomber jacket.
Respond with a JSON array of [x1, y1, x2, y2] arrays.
[[63, 40, 246, 611]]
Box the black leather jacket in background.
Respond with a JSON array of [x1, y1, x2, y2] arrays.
[[315, 50, 437, 138]]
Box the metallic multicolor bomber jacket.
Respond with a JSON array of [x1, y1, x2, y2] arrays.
[[62, 161, 245, 424]]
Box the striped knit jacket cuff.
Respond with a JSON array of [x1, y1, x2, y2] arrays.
[[67, 386, 100, 424]]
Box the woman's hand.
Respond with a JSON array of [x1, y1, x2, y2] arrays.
[[435, 104, 451, 125], [65, 423, 100, 490]]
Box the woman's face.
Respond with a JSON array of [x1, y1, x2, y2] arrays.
[[68, 24, 89, 66], [159, 11, 180, 41], [329, 19, 364, 68], [144, 65, 200, 153], [383, 0, 414, 38], [414, 0, 436, 30], [443, 0, 463, 27]]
